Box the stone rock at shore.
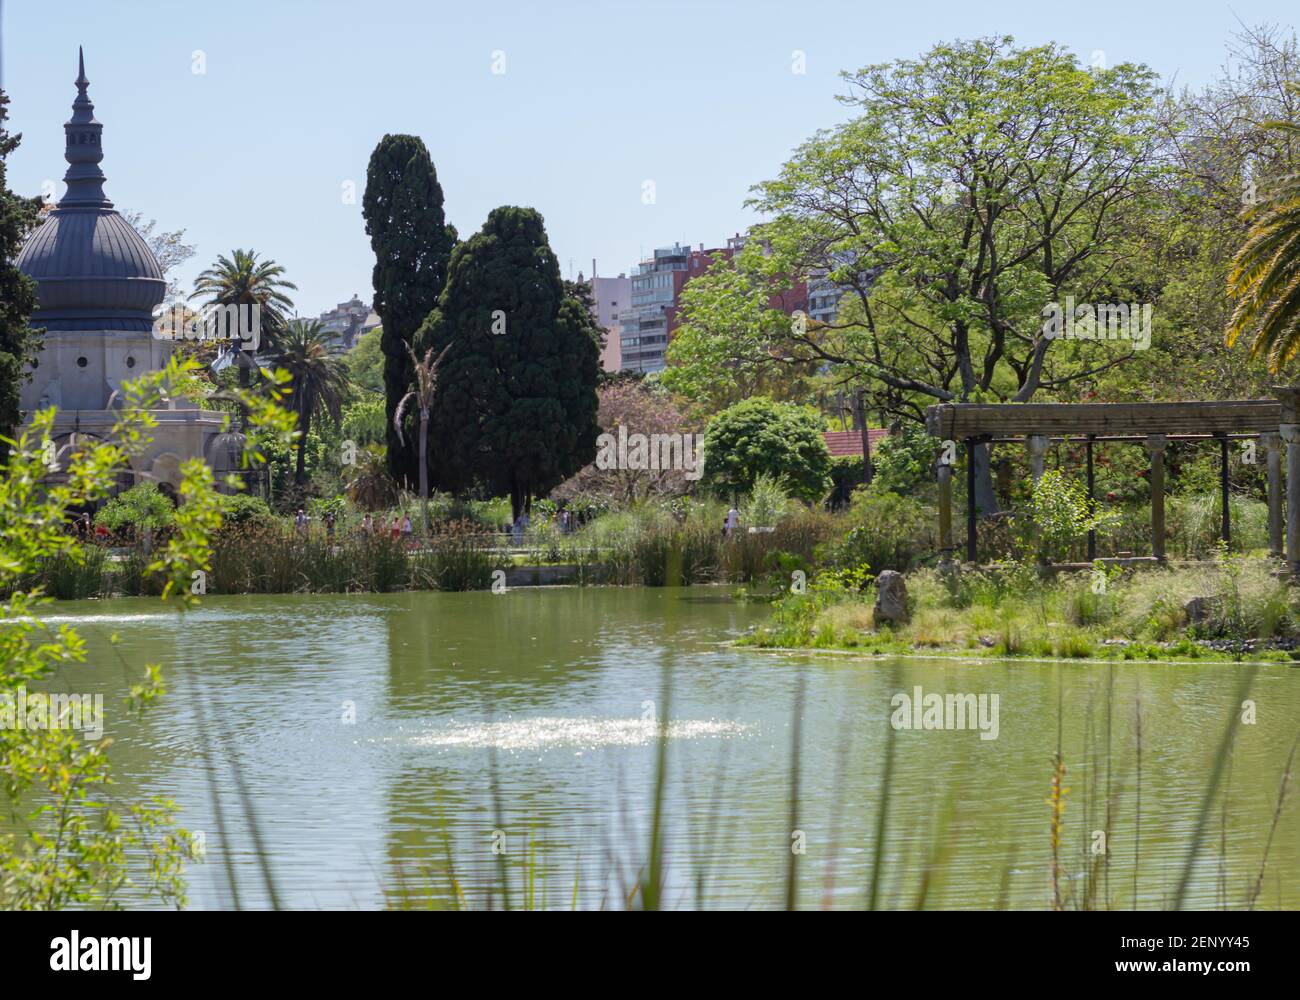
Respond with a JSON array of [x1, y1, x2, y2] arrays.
[[873, 570, 910, 628], [1183, 596, 1215, 625]]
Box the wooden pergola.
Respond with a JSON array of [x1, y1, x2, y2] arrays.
[[924, 390, 1300, 569]]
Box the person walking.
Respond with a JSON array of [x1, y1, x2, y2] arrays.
[[724, 505, 740, 540]]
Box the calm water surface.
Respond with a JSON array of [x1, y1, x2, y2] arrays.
[[31, 587, 1300, 910]]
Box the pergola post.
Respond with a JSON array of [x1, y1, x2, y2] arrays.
[[1145, 433, 1167, 562], [937, 462, 954, 561], [1026, 434, 1049, 481], [965, 437, 978, 564], [1085, 435, 1097, 562], [1275, 387, 1300, 577], [1283, 422, 1300, 576], [1262, 432, 1283, 560], [1217, 433, 1232, 545]]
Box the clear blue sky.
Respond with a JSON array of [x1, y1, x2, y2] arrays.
[[2, 0, 1297, 316]]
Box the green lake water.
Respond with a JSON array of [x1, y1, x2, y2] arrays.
[[26, 587, 1300, 910]]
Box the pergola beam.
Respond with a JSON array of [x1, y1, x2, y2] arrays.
[[925, 397, 1292, 569], [926, 400, 1281, 440]]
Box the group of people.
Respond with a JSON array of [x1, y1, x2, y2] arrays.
[[360, 512, 414, 541], [294, 509, 416, 546], [68, 512, 109, 543], [504, 506, 577, 545]]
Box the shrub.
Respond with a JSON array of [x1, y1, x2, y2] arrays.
[[740, 473, 789, 527], [702, 397, 832, 503], [220, 492, 275, 528], [94, 482, 175, 535], [1025, 470, 1115, 564], [824, 485, 935, 572], [870, 422, 936, 498]]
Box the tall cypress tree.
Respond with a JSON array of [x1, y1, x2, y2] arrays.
[[361, 135, 455, 487], [420, 206, 600, 518], [0, 90, 42, 459]]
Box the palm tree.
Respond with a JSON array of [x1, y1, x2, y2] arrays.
[[264, 320, 350, 485], [1227, 82, 1300, 370], [345, 444, 398, 511], [394, 341, 453, 528], [192, 249, 297, 389]]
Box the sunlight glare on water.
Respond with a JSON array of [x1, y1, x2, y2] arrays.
[[410, 716, 749, 751]]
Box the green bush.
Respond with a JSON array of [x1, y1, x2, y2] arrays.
[[94, 482, 175, 535], [1025, 469, 1115, 564], [220, 492, 276, 528], [740, 473, 789, 527], [702, 397, 832, 503], [825, 486, 935, 573], [870, 423, 936, 498]]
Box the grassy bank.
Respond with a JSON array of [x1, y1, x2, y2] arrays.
[[739, 555, 1300, 664]]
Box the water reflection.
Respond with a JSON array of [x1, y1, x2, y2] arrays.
[[26, 588, 1300, 910]]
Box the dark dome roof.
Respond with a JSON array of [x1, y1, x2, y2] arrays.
[[16, 50, 166, 333], [18, 210, 165, 331]]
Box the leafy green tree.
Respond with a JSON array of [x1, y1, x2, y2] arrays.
[[420, 206, 600, 519], [0, 90, 42, 455], [1227, 80, 1300, 369], [191, 249, 296, 389], [702, 397, 832, 503], [264, 320, 350, 486], [362, 135, 456, 489], [870, 423, 937, 497], [342, 394, 386, 446], [1110, 26, 1298, 404], [676, 37, 1164, 513], [344, 324, 384, 391], [661, 253, 822, 416]]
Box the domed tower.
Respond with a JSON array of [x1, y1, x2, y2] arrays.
[[16, 51, 228, 490], [17, 48, 171, 411]]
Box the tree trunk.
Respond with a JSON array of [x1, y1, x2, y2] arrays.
[[295, 406, 309, 485], [418, 409, 429, 531], [851, 389, 874, 484]]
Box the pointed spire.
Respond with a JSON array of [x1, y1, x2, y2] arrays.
[[59, 47, 111, 209]]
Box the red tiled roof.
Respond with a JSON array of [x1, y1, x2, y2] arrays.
[[823, 429, 890, 458]]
